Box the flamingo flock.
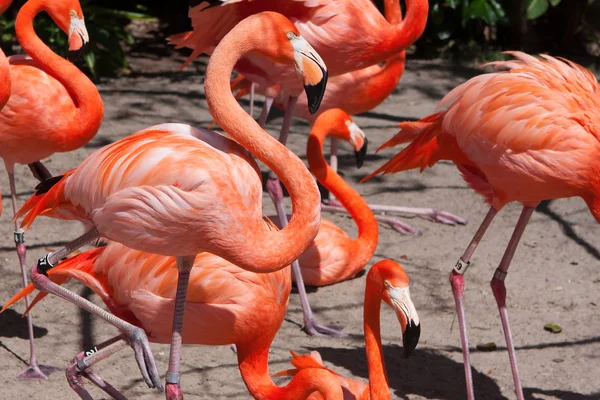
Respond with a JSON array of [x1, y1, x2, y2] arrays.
[[0, 0, 598, 399]]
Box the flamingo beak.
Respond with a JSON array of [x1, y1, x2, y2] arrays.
[[387, 284, 421, 359], [348, 121, 368, 169], [290, 34, 328, 114], [68, 15, 89, 63]]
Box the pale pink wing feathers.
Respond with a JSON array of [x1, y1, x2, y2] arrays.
[[435, 52, 600, 208], [91, 241, 290, 344], [24, 124, 264, 257]]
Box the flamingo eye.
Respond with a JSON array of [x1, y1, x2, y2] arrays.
[[286, 32, 296, 40], [69, 10, 77, 18]]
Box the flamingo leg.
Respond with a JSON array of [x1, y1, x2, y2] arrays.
[[257, 96, 274, 128], [248, 82, 255, 118], [449, 207, 497, 400], [27, 161, 53, 182], [66, 335, 129, 400], [165, 255, 195, 400], [320, 204, 418, 235], [328, 138, 338, 203], [490, 206, 534, 400], [324, 201, 467, 226], [28, 230, 163, 392], [266, 96, 345, 337], [7, 170, 55, 380]]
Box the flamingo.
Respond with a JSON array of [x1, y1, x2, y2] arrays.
[[274, 259, 421, 400], [0, 0, 103, 380], [364, 52, 600, 400], [13, 12, 327, 398], [3, 241, 345, 400], [169, 0, 428, 336], [5, 251, 420, 400], [272, 108, 379, 287]]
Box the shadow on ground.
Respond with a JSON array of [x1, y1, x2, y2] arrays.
[[0, 309, 48, 340]]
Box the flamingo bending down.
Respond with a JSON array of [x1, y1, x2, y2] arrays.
[[4, 240, 346, 400], [274, 259, 421, 400], [270, 108, 379, 287], [0, 0, 103, 380], [169, 0, 428, 335], [364, 52, 600, 400], [5, 253, 419, 400], [13, 12, 326, 398]]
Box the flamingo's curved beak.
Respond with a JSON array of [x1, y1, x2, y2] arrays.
[[289, 34, 327, 114], [387, 284, 421, 358], [68, 14, 89, 63], [347, 121, 368, 169]]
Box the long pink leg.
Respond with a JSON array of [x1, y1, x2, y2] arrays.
[[29, 229, 163, 391], [6, 168, 55, 380], [165, 255, 196, 400], [490, 206, 534, 400], [66, 335, 129, 400], [257, 96, 274, 128], [450, 207, 498, 400], [266, 96, 345, 337], [248, 82, 255, 118], [320, 204, 418, 235], [324, 201, 467, 226]]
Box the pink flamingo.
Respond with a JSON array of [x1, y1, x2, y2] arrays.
[[0, 0, 103, 380], [274, 259, 420, 400], [169, 0, 428, 335], [4, 241, 344, 400], [228, 0, 465, 233], [364, 52, 600, 400], [13, 12, 327, 398]]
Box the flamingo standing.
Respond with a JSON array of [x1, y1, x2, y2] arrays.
[[0, 0, 103, 380], [169, 0, 429, 336], [364, 52, 600, 400], [274, 259, 421, 400], [13, 12, 327, 398], [4, 241, 345, 400]]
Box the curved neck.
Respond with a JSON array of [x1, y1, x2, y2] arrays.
[[204, 26, 320, 272], [307, 127, 378, 266], [15, 1, 103, 135], [0, 49, 9, 109], [374, 0, 428, 57], [364, 279, 391, 400], [237, 339, 341, 399]]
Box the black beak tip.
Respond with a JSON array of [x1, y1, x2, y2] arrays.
[[354, 137, 368, 169], [402, 322, 420, 359], [304, 69, 328, 115], [68, 42, 87, 63]]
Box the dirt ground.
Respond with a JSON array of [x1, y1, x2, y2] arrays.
[[0, 46, 599, 400]]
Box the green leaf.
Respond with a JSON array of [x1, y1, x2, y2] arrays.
[[467, 0, 500, 25], [549, 0, 561, 6], [544, 323, 563, 333], [527, 0, 549, 20]]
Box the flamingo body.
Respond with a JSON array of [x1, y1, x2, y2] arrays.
[[369, 52, 600, 218]]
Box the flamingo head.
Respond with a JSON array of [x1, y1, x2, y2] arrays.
[[315, 109, 368, 168], [374, 260, 421, 358], [44, 0, 88, 62], [247, 12, 327, 115]]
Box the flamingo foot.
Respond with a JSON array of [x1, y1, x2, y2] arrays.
[[166, 383, 184, 400], [302, 319, 347, 338], [16, 363, 55, 380]]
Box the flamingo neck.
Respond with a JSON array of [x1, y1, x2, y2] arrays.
[[203, 22, 320, 273], [0, 49, 9, 110], [373, 0, 428, 58], [236, 339, 341, 400], [307, 125, 378, 269], [15, 0, 103, 146], [364, 276, 391, 400]]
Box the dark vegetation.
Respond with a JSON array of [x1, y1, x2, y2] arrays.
[[0, 0, 598, 78]]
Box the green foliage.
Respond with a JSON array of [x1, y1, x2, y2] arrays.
[[0, 1, 154, 78], [526, 0, 562, 20]]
